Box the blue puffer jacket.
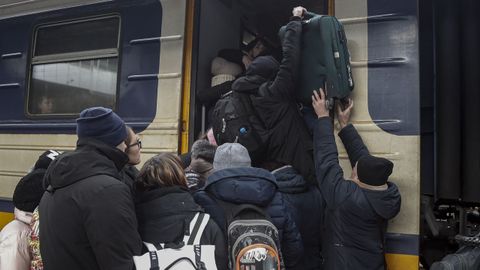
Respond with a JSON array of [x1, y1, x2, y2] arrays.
[[273, 165, 325, 270], [194, 167, 304, 269]]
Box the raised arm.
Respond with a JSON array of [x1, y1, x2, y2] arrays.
[[312, 89, 356, 207], [269, 7, 304, 99], [336, 100, 370, 167]]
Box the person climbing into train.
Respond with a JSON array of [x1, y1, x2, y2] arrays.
[[38, 107, 142, 270], [228, 5, 315, 183], [311, 88, 401, 270], [197, 39, 271, 128], [0, 150, 60, 270]]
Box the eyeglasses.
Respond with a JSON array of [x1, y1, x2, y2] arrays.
[[126, 138, 142, 150]]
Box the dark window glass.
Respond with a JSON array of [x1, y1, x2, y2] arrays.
[[28, 58, 117, 115], [34, 17, 119, 56]]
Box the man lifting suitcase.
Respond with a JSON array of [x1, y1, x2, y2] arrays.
[[312, 89, 401, 270]]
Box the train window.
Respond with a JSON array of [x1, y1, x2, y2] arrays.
[[27, 16, 120, 116]]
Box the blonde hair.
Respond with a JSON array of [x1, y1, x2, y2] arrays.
[[136, 153, 187, 191]]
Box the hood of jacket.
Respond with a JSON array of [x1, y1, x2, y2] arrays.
[[44, 138, 128, 190], [204, 167, 278, 206], [272, 165, 308, 194], [136, 186, 202, 218], [363, 182, 401, 219], [245, 55, 279, 79]]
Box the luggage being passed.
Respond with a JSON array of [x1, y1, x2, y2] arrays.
[[280, 12, 354, 108], [133, 213, 217, 270]]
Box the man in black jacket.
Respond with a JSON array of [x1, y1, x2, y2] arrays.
[[231, 6, 315, 183], [311, 89, 401, 270], [39, 107, 142, 270]]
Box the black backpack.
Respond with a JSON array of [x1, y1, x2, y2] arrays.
[[211, 91, 267, 163], [215, 200, 284, 270]]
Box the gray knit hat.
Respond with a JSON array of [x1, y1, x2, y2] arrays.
[[191, 140, 217, 163], [213, 143, 251, 170]]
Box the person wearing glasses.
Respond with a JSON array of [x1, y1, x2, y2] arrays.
[[120, 127, 142, 192], [38, 107, 142, 270]]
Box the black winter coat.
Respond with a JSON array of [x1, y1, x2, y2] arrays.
[[232, 19, 315, 184], [273, 165, 325, 270], [39, 138, 142, 270], [314, 118, 401, 270], [119, 165, 139, 194], [194, 167, 304, 269], [135, 186, 228, 270]]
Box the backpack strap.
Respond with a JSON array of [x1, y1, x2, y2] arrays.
[[183, 212, 210, 245], [142, 242, 160, 270]]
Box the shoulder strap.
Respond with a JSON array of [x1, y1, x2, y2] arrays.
[[142, 242, 160, 270], [184, 213, 210, 245]]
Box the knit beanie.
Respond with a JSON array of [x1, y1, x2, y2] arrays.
[[357, 155, 394, 186], [191, 140, 217, 163], [76, 107, 127, 147], [213, 143, 251, 170], [34, 149, 61, 170], [13, 169, 47, 212]]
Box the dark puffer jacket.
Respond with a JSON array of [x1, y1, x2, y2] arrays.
[[273, 165, 325, 270], [194, 167, 303, 269], [39, 138, 142, 270], [135, 186, 227, 270], [232, 18, 315, 184], [314, 118, 401, 270]]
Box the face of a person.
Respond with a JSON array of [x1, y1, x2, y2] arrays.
[[126, 129, 141, 165], [38, 97, 53, 114]]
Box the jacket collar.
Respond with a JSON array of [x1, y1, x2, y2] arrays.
[[77, 138, 129, 171]]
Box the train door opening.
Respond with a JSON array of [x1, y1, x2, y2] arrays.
[[188, 0, 328, 145]]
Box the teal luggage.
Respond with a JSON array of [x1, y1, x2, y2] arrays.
[[281, 12, 354, 107]]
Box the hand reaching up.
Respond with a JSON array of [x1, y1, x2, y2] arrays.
[[312, 88, 329, 118]]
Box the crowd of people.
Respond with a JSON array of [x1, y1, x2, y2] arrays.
[[0, 6, 401, 270]]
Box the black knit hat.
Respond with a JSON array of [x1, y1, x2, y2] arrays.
[[191, 140, 217, 163], [357, 155, 394, 186], [13, 169, 47, 212], [34, 150, 61, 170], [76, 107, 127, 147]]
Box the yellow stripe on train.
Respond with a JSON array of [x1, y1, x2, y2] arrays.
[[386, 253, 419, 270], [0, 211, 14, 229]]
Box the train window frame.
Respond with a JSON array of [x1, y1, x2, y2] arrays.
[[26, 14, 122, 118]]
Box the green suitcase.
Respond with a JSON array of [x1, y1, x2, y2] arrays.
[[281, 12, 354, 107]]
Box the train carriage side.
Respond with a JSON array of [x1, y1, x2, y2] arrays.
[[0, 0, 191, 228], [335, 0, 420, 268]]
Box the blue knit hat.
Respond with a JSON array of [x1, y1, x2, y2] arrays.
[[76, 107, 127, 147]]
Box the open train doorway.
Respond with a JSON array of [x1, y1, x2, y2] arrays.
[[188, 0, 329, 143]]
